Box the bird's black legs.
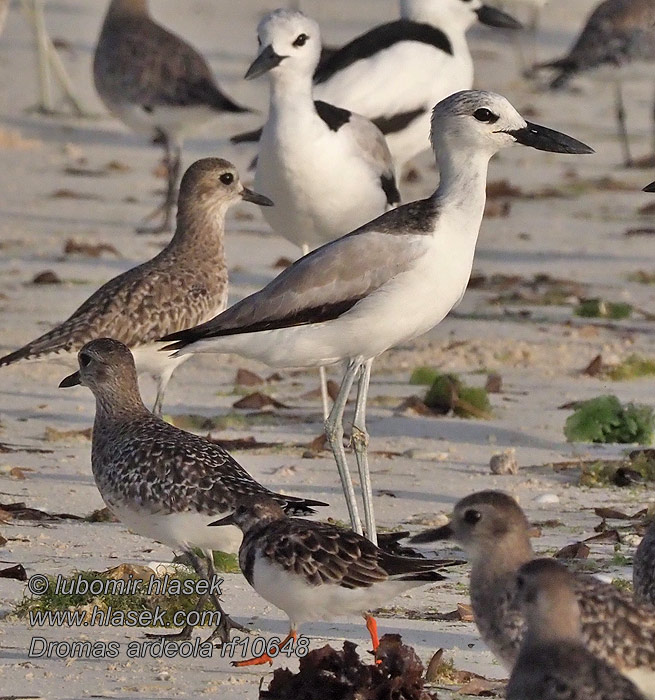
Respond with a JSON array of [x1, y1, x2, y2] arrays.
[[202, 552, 250, 646], [138, 135, 181, 234]]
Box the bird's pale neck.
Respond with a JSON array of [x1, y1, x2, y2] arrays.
[[106, 0, 149, 20], [92, 378, 149, 424], [171, 197, 229, 262], [524, 588, 582, 646], [433, 139, 493, 222], [268, 70, 315, 116], [470, 531, 534, 587]]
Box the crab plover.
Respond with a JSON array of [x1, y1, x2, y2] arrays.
[[59, 339, 327, 643], [210, 495, 446, 665], [93, 0, 251, 233], [0, 158, 272, 416], [411, 491, 655, 698], [163, 91, 592, 544], [246, 8, 401, 418], [507, 559, 646, 700], [232, 0, 521, 168], [535, 0, 655, 167], [634, 518, 655, 607]]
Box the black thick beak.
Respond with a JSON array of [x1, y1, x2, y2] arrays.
[[241, 187, 274, 207], [59, 370, 81, 388], [209, 513, 236, 527], [409, 522, 454, 544], [508, 122, 594, 154], [644, 181, 655, 192], [476, 5, 522, 30], [245, 45, 286, 80]]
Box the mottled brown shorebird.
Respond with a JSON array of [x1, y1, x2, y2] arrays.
[[634, 516, 655, 607], [59, 339, 327, 644], [411, 491, 655, 698], [535, 0, 655, 167], [93, 0, 252, 234], [507, 559, 647, 700], [0, 158, 271, 416]]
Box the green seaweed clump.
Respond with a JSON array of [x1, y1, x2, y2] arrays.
[[565, 395, 654, 445], [605, 355, 655, 381], [575, 299, 632, 320], [409, 367, 440, 386], [424, 373, 491, 419]]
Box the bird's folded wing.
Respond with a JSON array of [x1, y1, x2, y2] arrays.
[[162, 220, 430, 346]]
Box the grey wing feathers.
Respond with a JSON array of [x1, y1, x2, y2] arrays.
[[93, 418, 324, 515], [162, 226, 423, 347], [0, 256, 224, 366], [95, 18, 247, 113], [347, 113, 400, 206]]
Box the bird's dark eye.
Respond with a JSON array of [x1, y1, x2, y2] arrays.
[[463, 509, 482, 525], [293, 33, 309, 47], [220, 172, 234, 185], [473, 108, 498, 123], [79, 352, 92, 368], [516, 575, 525, 590]]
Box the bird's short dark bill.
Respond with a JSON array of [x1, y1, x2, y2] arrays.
[[409, 523, 453, 544], [476, 5, 522, 30], [508, 122, 594, 154], [245, 45, 286, 80], [209, 513, 236, 527], [241, 188, 274, 207], [59, 371, 82, 388], [644, 181, 655, 193]]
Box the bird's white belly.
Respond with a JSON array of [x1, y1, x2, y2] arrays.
[[109, 503, 242, 555], [251, 558, 417, 627], [256, 130, 388, 250]]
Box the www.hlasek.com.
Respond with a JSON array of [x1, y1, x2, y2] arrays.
[[25, 573, 309, 660]]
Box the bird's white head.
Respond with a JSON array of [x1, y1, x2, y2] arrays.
[[430, 90, 593, 159], [400, 0, 521, 33], [245, 9, 321, 82]]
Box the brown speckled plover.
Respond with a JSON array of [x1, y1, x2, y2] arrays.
[[233, 0, 521, 169], [59, 339, 327, 643], [210, 495, 446, 666], [535, 0, 655, 167], [634, 518, 655, 607], [93, 0, 252, 234], [0, 158, 271, 416], [163, 91, 592, 544], [411, 491, 655, 698], [507, 559, 647, 700]]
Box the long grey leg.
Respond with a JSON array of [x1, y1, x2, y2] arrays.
[[152, 365, 175, 417], [351, 359, 376, 545], [138, 136, 180, 234], [615, 81, 633, 167], [325, 358, 363, 534], [203, 552, 249, 646]]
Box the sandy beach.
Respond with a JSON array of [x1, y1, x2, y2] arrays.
[[2, 0, 655, 697]]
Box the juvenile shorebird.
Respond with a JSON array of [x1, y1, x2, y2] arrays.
[[210, 495, 446, 665], [411, 491, 655, 698], [507, 559, 647, 700], [0, 158, 271, 416], [93, 0, 251, 234], [59, 339, 327, 643], [233, 0, 521, 169], [163, 91, 592, 544], [634, 518, 655, 607], [535, 0, 655, 167], [246, 9, 401, 418]]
